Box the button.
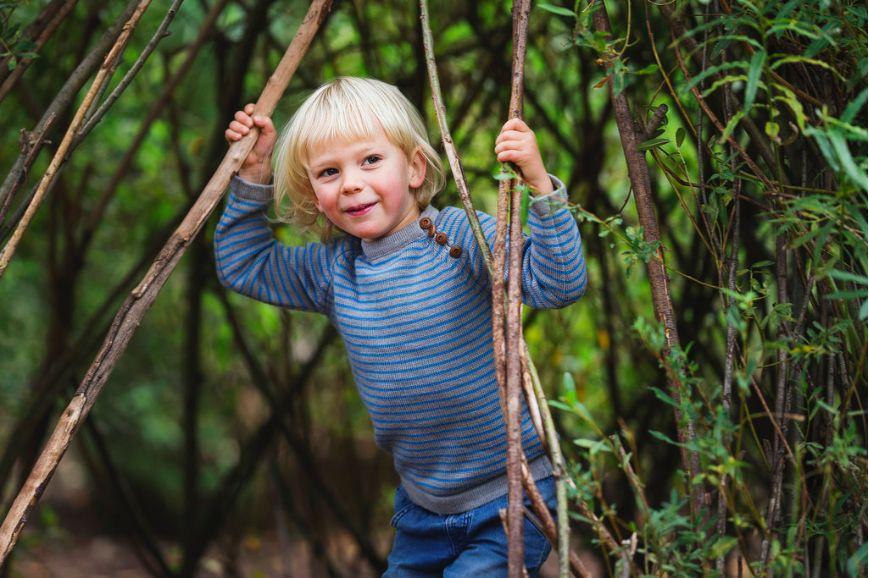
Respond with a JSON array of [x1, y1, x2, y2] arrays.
[[419, 217, 433, 230], [435, 232, 448, 245], [428, 228, 436, 238], [449, 245, 462, 258]]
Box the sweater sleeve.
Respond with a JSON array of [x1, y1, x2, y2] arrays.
[[213, 175, 338, 314], [466, 174, 588, 309]]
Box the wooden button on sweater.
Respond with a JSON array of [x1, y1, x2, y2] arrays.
[[434, 232, 448, 245], [449, 245, 462, 258], [419, 217, 433, 231]]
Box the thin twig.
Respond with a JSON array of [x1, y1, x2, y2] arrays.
[[0, 0, 79, 103], [78, 0, 186, 137], [0, 0, 155, 277]]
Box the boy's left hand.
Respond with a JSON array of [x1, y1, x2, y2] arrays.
[[494, 118, 553, 196]]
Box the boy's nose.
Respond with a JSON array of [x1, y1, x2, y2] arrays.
[[341, 173, 364, 194]]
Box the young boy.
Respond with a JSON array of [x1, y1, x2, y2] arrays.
[[217, 77, 587, 576]]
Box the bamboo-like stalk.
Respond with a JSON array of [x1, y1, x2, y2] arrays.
[[1, 0, 192, 244], [418, 3, 576, 574], [0, 0, 333, 563], [504, 3, 533, 575], [0, 0, 143, 224], [77, 0, 232, 253], [0, 0, 155, 277], [589, 0, 706, 516], [519, 458, 592, 578], [717, 50, 742, 573], [761, 235, 792, 571], [78, 0, 187, 138]]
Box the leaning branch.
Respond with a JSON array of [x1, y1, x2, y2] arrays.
[[589, 0, 706, 515], [0, 0, 333, 563]]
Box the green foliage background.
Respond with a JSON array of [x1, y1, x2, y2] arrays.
[[0, 0, 865, 576]]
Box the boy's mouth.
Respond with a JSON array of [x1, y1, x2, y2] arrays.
[[344, 202, 377, 216]]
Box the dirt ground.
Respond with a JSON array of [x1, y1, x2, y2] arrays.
[[12, 530, 608, 578]]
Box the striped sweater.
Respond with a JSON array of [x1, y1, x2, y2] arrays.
[[214, 175, 587, 514]]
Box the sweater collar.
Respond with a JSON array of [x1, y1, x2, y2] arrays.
[[360, 205, 439, 260]]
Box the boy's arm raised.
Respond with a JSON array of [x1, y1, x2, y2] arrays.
[[468, 174, 587, 309], [214, 176, 337, 313]]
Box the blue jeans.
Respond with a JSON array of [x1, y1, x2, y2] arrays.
[[383, 476, 557, 577]]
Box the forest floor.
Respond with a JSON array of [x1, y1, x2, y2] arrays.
[[12, 531, 606, 578], [7, 448, 607, 578]]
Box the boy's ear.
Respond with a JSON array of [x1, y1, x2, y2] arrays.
[[408, 147, 426, 189]]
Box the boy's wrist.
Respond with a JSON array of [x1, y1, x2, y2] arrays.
[[528, 176, 554, 196], [237, 168, 272, 185]]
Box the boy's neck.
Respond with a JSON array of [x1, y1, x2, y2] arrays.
[[360, 205, 439, 260]]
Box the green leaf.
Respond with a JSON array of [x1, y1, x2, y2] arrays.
[[537, 2, 575, 17], [847, 542, 867, 577], [637, 137, 669, 151], [829, 131, 868, 191], [700, 74, 748, 99], [561, 372, 577, 406], [548, 400, 574, 413], [649, 429, 683, 447], [744, 49, 766, 110], [770, 54, 845, 82], [718, 110, 745, 144], [772, 88, 807, 130], [681, 61, 746, 95], [520, 184, 530, 225], [841, 88, 868, 124], [675, 127, 686, 147], [649, 386, 678, 408], [634, 63, 659, 75], [829, 269, 868, 285], [706, 534, 738, 560]]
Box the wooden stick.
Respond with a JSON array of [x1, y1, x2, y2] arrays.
[[520, 459, 592, 578], [0, 0, 333, 564], [0, 0, 155, 277], [419, 3, 578, 575], [589, 0, 706, 515], [504, 2, 532, 575], [0, 0, 143, 226], [78, 0, 187, 138]]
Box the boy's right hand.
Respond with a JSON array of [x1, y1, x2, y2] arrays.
[[226, 103, 276, 185]]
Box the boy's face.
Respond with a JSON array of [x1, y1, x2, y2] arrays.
[[305, 128, 426, 242]]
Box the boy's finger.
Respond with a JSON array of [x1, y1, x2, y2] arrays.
[[252, 115, 273, 130], [225, 129, 240, 141], [234, 111, 253, 126], [501, 117, 528, 132], [244, 103, 255, 114], [496, 130, 527, 142], [494, 139, 526, 153], [229, 120, 249, 133]]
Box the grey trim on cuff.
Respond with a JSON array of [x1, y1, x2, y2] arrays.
[[529, 173, 568, 217], [231, 174, 274, 202]]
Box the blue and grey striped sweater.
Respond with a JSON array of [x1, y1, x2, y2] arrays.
[[214, 175, 587, 514]]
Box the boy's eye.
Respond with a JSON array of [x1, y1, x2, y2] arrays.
[[363, 155, 381, 165], [319, 167, 338, 177]]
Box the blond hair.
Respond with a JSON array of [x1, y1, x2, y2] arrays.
[[272, 77, 444, 240]]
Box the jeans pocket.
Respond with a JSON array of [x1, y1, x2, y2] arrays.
[[523, 506, 553, 572], [390, 487, 416, 528], [523, 506, 549, 540]]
